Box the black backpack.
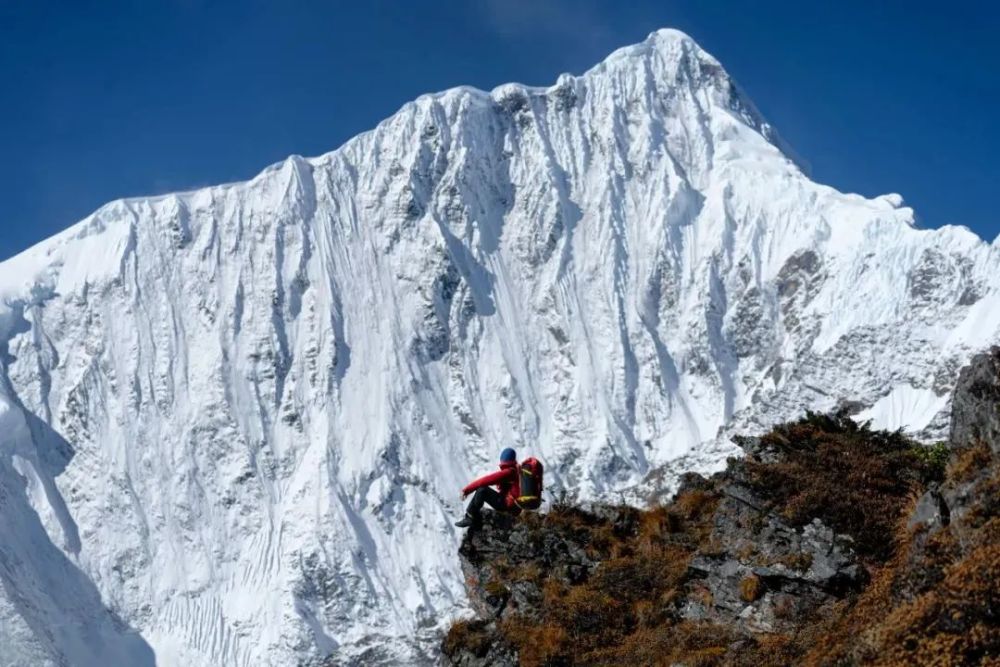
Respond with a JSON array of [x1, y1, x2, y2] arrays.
[[515, 457, 543, 510]]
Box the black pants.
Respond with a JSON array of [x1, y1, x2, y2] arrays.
[[466, 487, 509, 517]]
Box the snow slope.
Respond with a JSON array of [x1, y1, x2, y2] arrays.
[[1, 28, 999, 665]]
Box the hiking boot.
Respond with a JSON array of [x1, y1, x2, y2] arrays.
[[454, 514, 478, 528]]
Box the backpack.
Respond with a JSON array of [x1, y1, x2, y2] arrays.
[[515, 457, 544, 510]]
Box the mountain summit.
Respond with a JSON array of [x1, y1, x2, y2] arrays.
[[0, 29, 998, 665]]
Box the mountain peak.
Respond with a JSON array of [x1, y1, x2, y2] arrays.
[[574, 27, 804, 168], [590, 26, 724, 82], [602, 27, 715, 66]]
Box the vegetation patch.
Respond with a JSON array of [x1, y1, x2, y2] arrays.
[[742, 411, 945, 561]]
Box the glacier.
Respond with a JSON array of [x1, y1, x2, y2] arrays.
[[1, 28, 999, 665]]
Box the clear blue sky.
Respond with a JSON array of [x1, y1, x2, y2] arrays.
[[1, 1, 997, 260]]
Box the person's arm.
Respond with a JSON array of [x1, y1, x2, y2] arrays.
[[462, 467, 515, 496]]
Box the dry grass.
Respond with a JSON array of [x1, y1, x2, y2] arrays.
[[947, 440, 992, 483], [797, 441, 1000, 666], [742, 411, 943, 562], [442, 619, 496, 658], [739, 575, 763, 603], [490, 487, 722, 665]]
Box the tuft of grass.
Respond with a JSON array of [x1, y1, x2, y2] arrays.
[[499, 621, 570, 667], [739, 575, 764, 603], [947, 441, 992, 483], [777, 551, 813, 572], [442, 619, 496, 659], [483, 576, 509, 600]]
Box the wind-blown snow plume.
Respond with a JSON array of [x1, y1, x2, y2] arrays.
[[0, 29, 998, 665]]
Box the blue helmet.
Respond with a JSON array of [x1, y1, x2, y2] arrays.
[[499, 447, 517, 463]]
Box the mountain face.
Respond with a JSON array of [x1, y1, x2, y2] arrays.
[[0, 28, 998, 665]]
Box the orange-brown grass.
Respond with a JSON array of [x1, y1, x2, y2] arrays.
[[947, 440, 992, 483], [573, 621, 736, 667], [805, 542, 1000, 667], [442, 619, 498, 658], [489, 486, 723, 665], [796, 441, 1000, 666], [866, 544, 1000, 666], [499, 621, 571, 667], [739, 575, 763, 603]]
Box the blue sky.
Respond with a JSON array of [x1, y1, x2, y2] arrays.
[[1, 1, 997, 260]]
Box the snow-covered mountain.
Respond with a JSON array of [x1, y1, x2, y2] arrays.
[[1, 28, 998, 666]]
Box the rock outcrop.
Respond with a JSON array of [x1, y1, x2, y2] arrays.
[[682, 474, 865, 635], [950, 345, 1000, 454]]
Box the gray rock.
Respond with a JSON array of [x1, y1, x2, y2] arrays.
[[907, 486, 950, 531], [731, 435, 781, 464], [456, 511, 599, 622], [949, 346, 1000, 454], [682, 481, 865, 634]]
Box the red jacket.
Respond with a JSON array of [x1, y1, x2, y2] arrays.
[[462, 461, 520, 508]]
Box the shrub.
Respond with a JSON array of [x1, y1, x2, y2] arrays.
[[742, 411, 936, 561], [910, 441, 950, 480], [442, 619, 496, 658]]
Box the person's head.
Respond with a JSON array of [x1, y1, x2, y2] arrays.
[[499, 447, 517, 466]]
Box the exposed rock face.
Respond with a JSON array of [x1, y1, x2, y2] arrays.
[[459, 512, 599, 622], [683, 473, 865, 634], [950, 346, 1000, 454]]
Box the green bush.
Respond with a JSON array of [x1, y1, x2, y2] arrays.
[[910, 441, 950, 481]]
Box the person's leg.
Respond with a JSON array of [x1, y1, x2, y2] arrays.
[[468, 487, 505, 515], [456, 487, 506, 527]]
